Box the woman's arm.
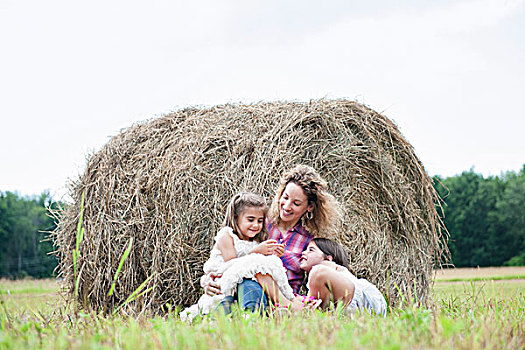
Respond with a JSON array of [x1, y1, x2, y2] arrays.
[[216, 233, 237, 262], [202, 272, 223, 296]]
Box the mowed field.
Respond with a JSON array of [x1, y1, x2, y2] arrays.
[[434, 266, 525, 281], [1, 267, 524, 349]]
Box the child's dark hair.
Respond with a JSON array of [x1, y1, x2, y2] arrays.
[[312, 238, 349, 268], [223, 192, 268, 242]]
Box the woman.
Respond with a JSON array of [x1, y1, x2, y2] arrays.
[[203, 164, 341, 312]]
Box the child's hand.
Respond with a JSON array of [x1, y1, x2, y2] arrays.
[[252, 240, 284, 256], [303, 296, 322, 309], [290, 295, 322, 311], [289, 295, 306, 311], [273, 243, 285, 257]]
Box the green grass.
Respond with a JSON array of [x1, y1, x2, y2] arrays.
[[0, 279, 58, 295], [435, 275, 525, 282], [434, 279, 524, 295], [0, 279, 524, 349]]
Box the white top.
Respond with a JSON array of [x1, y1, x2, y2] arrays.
[[180, 227, 293, 322], [203, 227, 259, 274]]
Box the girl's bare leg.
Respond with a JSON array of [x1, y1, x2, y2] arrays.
[[255, 273, 290, 306], [307, 265, 355, 309]]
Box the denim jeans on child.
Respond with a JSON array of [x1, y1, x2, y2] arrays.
[[219, 278, 268, 314]]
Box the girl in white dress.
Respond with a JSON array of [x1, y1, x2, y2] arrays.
[[180, 192, 294, 321], [299, 238, 387, 316]]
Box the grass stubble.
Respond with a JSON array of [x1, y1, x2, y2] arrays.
[[0, 277, 523, 349]]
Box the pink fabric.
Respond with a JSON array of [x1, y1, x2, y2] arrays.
[[267, 221, 313, 294]]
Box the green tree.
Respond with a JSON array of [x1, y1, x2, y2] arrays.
[[0, 191, 59, 278], [435, 166, 525, 267], [0, 196, 10, 276], [434, 170, 504, 267], [493, 166, 525, 265]]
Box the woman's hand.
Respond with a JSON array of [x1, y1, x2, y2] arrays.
[[252, 240, 285, 256], [202, 272, 222, 296]]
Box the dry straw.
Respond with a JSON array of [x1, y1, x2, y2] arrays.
[[52, 98, 448, 314]]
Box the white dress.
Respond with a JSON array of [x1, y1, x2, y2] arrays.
[[180, 227, 294, 322], [308, 264, 387, 317]]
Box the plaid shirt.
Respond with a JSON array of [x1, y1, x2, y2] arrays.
[[267, 221, 313, 294]]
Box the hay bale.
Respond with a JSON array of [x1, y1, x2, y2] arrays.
[[53, 99, 447, 313]]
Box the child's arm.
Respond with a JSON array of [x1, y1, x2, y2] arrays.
[[216, 233, 237, 262]]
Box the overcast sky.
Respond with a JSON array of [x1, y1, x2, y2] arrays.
[[1, 0, 524, 200]]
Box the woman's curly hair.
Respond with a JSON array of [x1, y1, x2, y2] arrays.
[[269, 165, 342, 236]]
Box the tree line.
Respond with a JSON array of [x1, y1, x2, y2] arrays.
[[1, 165, 524, 278], [0, 192, 59, 278], [434, 165, 525, 267]]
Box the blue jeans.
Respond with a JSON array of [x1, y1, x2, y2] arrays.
[[219, 278, 268, 314]]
